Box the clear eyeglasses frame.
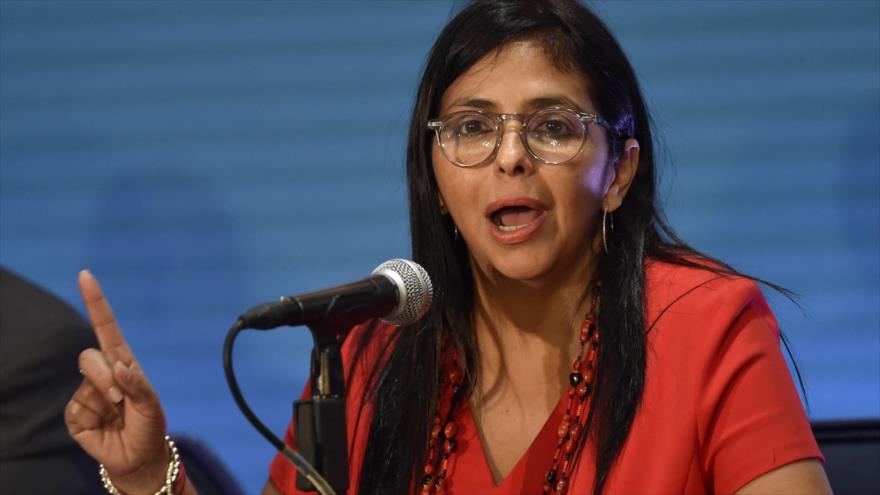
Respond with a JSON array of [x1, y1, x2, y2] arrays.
[[427, 107, 614, 168]]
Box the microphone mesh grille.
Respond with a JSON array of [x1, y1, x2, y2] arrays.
[[372, 259, 433, 326]]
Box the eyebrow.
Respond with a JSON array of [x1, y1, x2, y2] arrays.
[[446, 95, 587, 113]]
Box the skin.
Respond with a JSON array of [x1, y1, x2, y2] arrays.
[[64, 38, 830, 495]]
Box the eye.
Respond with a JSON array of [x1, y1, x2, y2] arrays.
[[534, 118, 575, 138], [456, 118, 492, 137]]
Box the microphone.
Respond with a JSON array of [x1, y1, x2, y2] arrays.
[[238, 259, 433, 330]]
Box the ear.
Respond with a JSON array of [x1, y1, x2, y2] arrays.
[[603, 138, 640, 213]]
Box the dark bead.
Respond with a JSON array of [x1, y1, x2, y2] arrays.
[[569, 373, 583, 387], [546, 469, 557, 484], [444, 438, 457, 453], [452, 384, 460, 394], [422, 475, 433, 487]]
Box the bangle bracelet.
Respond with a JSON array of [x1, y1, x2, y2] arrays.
[[99, 435, 182, 495]]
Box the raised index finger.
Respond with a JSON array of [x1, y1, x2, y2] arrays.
[[78, 270, 132, 360]]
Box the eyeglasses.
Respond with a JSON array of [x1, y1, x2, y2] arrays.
[[427, 107, 613, 168]]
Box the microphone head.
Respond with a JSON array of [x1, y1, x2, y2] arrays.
[[371, 259, 433, 326]]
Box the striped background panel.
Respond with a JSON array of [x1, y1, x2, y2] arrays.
[[1, 1, 877, 491]]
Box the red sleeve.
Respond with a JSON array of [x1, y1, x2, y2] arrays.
[[696, 279, 823, 493]]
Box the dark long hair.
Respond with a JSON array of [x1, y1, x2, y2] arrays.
[[351, 1, 787, 493]]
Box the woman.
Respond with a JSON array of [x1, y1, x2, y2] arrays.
[[66, 1, 831, 494]]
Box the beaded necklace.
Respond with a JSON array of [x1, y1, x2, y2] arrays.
[[419, 292, 601, 495]]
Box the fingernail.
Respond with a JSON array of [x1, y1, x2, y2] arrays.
[[108, 386, 124, 404]]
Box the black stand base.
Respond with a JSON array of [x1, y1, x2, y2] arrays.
[[294, 396, 349, 492]]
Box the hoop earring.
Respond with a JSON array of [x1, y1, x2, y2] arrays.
[[602, 208, 614, 254]]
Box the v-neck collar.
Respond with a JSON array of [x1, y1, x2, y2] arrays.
[[450, 392, 571, 493]]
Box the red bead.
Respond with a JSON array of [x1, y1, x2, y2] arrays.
[[583, 369, 594, 383], [448, 367, 462, 385], [580, 320, 591, 335], [577, 382, 589, 397], [568, 388, 575, 398], [431, 424, 441, 440], [557, 420, 569, 439], [424, 464, 434, 476], [444, 422, 458, 438], [543, 483, 552, 493], [564, 438, 576, 454], [571, 358, 581, 372], [569, 423, 581, 442], [556, 479, 568, 492]]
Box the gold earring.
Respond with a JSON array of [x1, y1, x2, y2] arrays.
[[602, 208, 614, 254]]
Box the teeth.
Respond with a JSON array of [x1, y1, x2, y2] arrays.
[[498, 223, 529, 232]]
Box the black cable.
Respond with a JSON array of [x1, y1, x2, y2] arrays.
[[223, 319, 335, 495]]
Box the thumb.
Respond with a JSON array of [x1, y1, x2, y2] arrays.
[[112, 361, 158, 409]]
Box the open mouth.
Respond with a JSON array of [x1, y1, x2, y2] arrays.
[[490, 206, 543, 232]]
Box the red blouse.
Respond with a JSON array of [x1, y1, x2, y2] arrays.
[[270, 260, 822, 494]]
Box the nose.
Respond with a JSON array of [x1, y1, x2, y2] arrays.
[[494, 120, 534, 176]]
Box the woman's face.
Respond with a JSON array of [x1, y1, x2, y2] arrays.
[[432, 41, 621, 285]]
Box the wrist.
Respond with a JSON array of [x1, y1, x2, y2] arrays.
[[100, 435, 184, 495]]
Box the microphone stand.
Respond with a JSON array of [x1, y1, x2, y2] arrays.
[[294, 319, 351, 493]]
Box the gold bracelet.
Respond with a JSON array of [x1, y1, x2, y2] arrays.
[[99, 435, 181, 495]]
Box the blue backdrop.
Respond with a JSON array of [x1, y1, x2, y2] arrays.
[[1, 1, 877, 492]]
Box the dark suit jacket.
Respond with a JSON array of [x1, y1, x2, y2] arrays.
[[0, 267, 104, 493]]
